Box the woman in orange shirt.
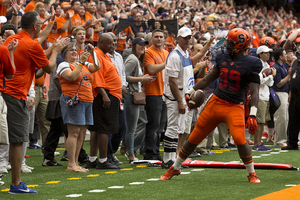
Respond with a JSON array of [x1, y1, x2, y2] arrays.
[[57, 42, 100, 173]]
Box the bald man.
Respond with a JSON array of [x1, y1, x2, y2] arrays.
[[86, 33, 122, 169]]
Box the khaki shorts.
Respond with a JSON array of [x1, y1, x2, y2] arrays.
[[0, 93, 9, 144], [256, 99, 271, 124]]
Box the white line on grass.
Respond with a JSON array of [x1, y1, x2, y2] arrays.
[[66, 194, 82, 197], [146, 178, 160, 181], [129, 182, 144, 185], [108, 186, 124, 189], [89, 190, 106, 192], [285, 184, 297, 187]]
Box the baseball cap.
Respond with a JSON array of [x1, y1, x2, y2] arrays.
[[144, 33, 152, 42], [161, 12, 169, 18], [130, 3, 140, 10], [207, 25, 214, 30], [177, 27, 192, 38], [257, 45, 273, 54], [180, 19, 188, 26], [132, 37, 149, 46]]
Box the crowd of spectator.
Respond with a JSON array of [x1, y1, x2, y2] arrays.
[[0, 0, 300, 193]]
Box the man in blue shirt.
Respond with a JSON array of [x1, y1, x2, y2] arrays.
[[271, 48, 291, 148]]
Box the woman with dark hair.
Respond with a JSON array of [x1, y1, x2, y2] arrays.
[[57, 42, 99, 172], [124, 37, 155, 163]]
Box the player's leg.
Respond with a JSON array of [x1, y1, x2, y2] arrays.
[[226, 105, 260, 183], [160, 97, 220, 180]]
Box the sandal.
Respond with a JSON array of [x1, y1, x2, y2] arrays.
[[66, 167, 87, 173]]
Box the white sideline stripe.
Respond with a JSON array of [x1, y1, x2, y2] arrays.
[[108, 186, 124, 189], [146, 178, 159, 181], [66, 194, 82, 197], [261, 154, 271, 156], [191, 169, 204, 171], [279, 150, 289, 153], [270, 152, 280, 154], [129, 182, 144, 185], [252, 156, 261, 158], [181, 172, 191, 174], [89, 190, 106, 193], [285, 184, 297, 187]]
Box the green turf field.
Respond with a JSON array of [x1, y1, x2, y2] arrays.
[[1, 138, 299, 200]]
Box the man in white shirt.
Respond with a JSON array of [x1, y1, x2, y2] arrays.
[[253, 46, 276, 151], [161, 27, 214, 168]]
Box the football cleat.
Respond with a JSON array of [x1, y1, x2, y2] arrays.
[[247, 172, 260, 183], [159, 166, 181, 180]]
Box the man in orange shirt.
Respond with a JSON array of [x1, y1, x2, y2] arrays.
[[143, 29, 169, 160], [85, 33, 122, 169], [3, 11, 65, 194], [252, 28, 264, 48]]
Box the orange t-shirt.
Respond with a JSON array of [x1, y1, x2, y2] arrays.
[[89, 47, 122, 101], [57, 62, 93, 103], [0, 45, 15, 92], [24, 1, 35, 12], [69, 12, 82, 36], [35, 74, 45, 85], [114, 26, 133, 52], [3, 30, 49, 100], [252, 37, 261, 48], [83, 12, 93, 41], [143, 46, 169, 96], [47, 16, 68, 43], [166, 36, 175, 52]]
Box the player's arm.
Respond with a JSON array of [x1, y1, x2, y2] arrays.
[[283, 29, 300, 50], [169, 77, 185, 114]]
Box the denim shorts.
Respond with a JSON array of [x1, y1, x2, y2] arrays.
[[60, 95, 93, 125]]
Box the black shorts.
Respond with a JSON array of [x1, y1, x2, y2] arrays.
[[88, 90, 120, 134]]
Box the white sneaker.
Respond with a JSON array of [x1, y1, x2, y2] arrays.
[[0, 166, 8, 174], [0, 180, 4, 186], [24, 165, 34, 170], [6, 164, 11, 170], [21, 165, 32, 173], [54, 151, 60, 156]]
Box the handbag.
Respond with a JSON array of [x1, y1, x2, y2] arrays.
[[269, 88, 281, 116], [133, 92, 146, 105], [65, 80, 82, 107]]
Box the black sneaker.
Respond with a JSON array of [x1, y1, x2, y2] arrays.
[[42, 159, 63, 166], [96, 161, 120, 169], [79, 158, 89, 166], [60, 150, 68, 161], [161, 160, 174, 169], [281, 146, 298, 150], [111, 156, 122, 166], [85, 159, 99, 169]]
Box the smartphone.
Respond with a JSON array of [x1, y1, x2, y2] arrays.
[[153, 75, 157, 78], [84, 45, 90, 52]]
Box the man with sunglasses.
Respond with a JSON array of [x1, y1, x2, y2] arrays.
[[3, 11, 65, 194], [161, 27, 214, 168]]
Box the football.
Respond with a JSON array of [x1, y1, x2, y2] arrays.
[[262, 68, 272, 78], [187, 89, 205, 110]]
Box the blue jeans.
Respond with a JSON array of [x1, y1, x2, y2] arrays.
[[134, 108, 148, 154], [107, 108, 127, 161], [144, 95, 166, 159], [124, 94, 140, 155]]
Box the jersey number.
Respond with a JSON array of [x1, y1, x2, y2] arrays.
[[219, 68, 241, 91]]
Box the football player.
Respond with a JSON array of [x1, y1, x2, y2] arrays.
[[159, 28, 262, 183]]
